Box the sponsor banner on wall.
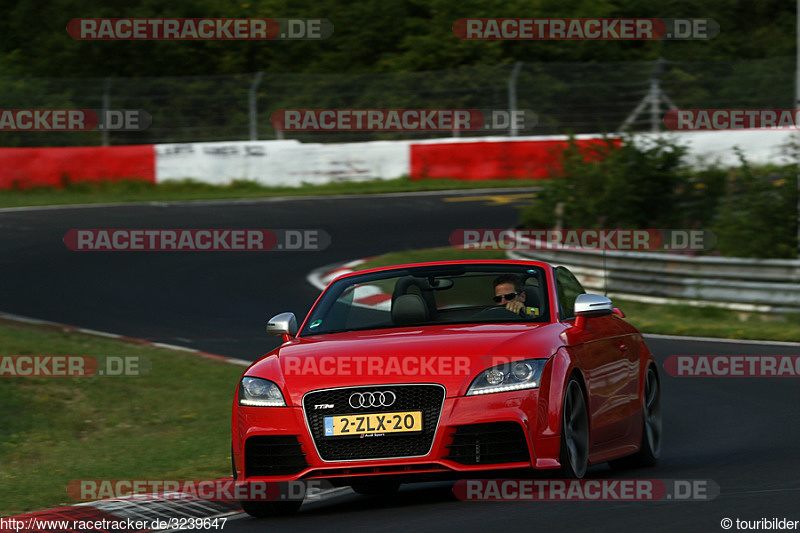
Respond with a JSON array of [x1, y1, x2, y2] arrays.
[[155, 139, 412, 185]]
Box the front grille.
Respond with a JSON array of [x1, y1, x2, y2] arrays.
[[445, 422, 530, 465], [303, 385, 446, 461], [245, 435, 310, 476]]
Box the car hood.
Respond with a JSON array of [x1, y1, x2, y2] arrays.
[[245, 323, 568, 404]]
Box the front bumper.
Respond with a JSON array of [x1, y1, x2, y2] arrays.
[[233, 387, 562, 484]]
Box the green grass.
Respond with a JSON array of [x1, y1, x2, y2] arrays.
[[0, 177, 541, 209], [354, 247, 800, 342], [0, 318, 246, 516], [608, 298, 800, 343], [358, 247, 508, 269]]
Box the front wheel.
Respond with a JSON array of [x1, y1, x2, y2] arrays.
[[241, 499, 303, 517], [558, 376, 589, 479]]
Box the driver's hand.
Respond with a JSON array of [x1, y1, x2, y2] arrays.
[[505, 300, 524, 315]]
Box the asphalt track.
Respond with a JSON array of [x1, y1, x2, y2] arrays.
[[0, 190, 528, 360], [0, 190, 798, 532]]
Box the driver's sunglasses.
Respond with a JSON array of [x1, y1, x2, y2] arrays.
[[493, 291, 520, 303]]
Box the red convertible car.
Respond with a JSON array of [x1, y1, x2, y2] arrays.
[[231, 260, 662, 516]]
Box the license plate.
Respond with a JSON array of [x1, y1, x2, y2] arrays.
[[324, 411, 422, 436]]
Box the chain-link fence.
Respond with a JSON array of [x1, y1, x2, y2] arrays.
[[0, 56, 793, 146]]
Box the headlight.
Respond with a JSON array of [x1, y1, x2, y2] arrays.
[[466, 358, 547, 396], [239, 377, 286, 406]]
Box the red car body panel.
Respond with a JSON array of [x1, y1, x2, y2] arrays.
[[231, 260, 657, 484]]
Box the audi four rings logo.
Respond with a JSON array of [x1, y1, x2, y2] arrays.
[[349, 391, 396, 408]]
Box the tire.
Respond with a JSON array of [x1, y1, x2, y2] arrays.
[[351, 481, 401, 496], [241, 499, 303, 517], [231, 443, 237, 480], [609, 365, 662, 469], [558, 376, 589, 479]]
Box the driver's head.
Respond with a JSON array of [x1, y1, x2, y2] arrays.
[[492, 274, 526, 305]]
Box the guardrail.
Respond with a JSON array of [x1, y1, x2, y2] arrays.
[[508, 248, 800, 313]]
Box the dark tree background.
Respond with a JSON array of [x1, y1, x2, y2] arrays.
[[0, 0, 793, 77]]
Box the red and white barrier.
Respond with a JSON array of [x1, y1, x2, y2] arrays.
[[153, 130, 800, 185], [0, 145, 154, 189], [0, 130, 794, 189], [409, 134, 615, 180]]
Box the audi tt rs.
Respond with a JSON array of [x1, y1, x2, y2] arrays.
[[231, 260, 662, 516]]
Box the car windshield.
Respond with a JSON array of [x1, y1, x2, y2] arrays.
[[299, 264, 549, 336]]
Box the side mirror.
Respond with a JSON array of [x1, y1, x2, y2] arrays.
[[267, 312, 297, 342], [573, 294, 613, 329]]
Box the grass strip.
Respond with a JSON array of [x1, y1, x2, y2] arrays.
[[0, 177, 540, 209], [0, 318, 246, 516]]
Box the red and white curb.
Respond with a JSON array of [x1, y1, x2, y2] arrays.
[[307, 258, 393, 311], [306, 257, 392, 311], [310, 258, 369, 287]]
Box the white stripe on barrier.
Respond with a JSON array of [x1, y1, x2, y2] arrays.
[[155, 139, 412, 185]]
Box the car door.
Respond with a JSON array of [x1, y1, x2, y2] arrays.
[[555, 266, 634, 447]]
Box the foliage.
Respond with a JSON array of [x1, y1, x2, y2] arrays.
[[521, 134, 693, 229], [519, 136, 798, 259], [711, 150, 797, 259], [0, 0, 794, 78]]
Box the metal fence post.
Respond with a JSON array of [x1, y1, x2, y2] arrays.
[[101, 78, 110, 147], [650, 57, 665, 133], [249, 72, 264, 141], [508, 61, 523, 137], [796, 0, 800, 257]]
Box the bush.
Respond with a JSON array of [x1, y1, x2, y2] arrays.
[[521, 134, 705, 229], [518, 135, 797, 258], [711, 150, 797, 259]]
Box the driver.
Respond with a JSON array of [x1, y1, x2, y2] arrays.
[[493, 275, 538, 317]]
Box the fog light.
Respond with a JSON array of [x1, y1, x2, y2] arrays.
[[486, 370, 504, 385]]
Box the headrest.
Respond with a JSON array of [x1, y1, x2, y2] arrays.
[[523, 281, 542, 315], [391, 294, 430, 326], [392, 275, 437, 318]]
